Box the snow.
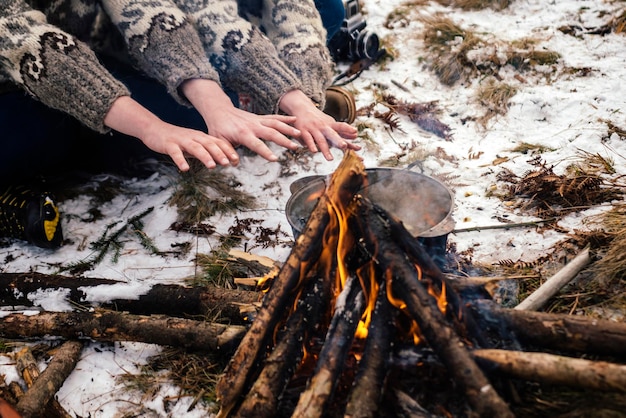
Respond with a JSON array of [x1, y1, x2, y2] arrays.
[[1, 0, 625, 416]]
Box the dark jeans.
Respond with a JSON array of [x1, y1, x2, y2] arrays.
[[316, 0, 346, 41]]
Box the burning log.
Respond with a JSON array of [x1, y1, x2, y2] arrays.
[[292, 275, 366, 418], [234, 273, 333, 417], [216, 150, 366, 416], [15, 341, 83, 418], [355, 197, 515, 418], [344, 283, 396, 418], [218, 151, 517, 417], [473, 349, 626, 393]]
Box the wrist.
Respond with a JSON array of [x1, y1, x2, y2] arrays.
[[279, 89, 318, 115], [180, 78, 233, 114]]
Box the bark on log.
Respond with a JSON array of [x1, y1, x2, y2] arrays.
[[473, 349, 626, 393], [381, 203, 488, 348], [469, 300, 626, 357], [292, 275, 366, 418], [0, 272, 261, 322], [16, 347, 72, 418], [234, 273, 333, 418], [344, 283, 395, 418], [360, 199, 514, 418], [216, 150, 366, 416], [16, 341, 83, 418], [0, 310, 245, 353]]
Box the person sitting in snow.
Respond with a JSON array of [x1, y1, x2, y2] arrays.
[[0, 0, 358, 248]]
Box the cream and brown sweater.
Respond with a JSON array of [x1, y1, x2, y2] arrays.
[[0, 0, 333, 133]]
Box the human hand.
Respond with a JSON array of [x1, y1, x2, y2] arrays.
[[181, 79, 301, 162], [279, 89, 360, 161], [104, 96, 238, 171]]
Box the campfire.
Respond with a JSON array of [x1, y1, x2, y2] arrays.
[[216, 151, 513, 417]]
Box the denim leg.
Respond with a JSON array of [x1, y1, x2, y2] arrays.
[[314, 0, 346, 41]]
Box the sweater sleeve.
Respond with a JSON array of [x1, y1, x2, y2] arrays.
[[174, 0, 302, 114], [0, 1, 130, 133], [100, 0, 221, 105], [260, 0, 334, 108]]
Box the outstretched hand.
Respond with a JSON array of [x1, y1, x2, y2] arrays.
[[181, 79, 301, 163], [278, 89, 360, 160], [104, 95, 239, 171]]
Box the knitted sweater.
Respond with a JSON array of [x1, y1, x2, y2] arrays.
[[0, 0, 333, 133]]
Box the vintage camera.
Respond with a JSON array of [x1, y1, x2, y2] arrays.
[[328, 0, 381, 62]]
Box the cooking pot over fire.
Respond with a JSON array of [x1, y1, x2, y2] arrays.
[[286, 167, 455, 239]]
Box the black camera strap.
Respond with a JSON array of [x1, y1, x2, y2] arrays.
[[332, 48, 387, 86]]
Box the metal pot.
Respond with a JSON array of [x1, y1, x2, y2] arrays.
[[285, 168, 455, 268]]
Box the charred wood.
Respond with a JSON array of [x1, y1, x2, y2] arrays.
[[217, 150, 366, 416], [469, 300, 626, 358], [344, 283, 395, 418], [358, 198, 514, 418], [292, 276, 366, 418], [15, 340, 83, 418], [0, 310, 245, 352], [234, 273, 333, 418]]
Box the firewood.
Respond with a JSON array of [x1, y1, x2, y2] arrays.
[[216, 150, 366, 417], [292, 275, 366, 418], [15, 347, 72, 418], [344, 283, 396, 418], [473, 349, 626, 393], [234, 273, 333, 418], [514, 246, 591, 311], [380, 203, 488, 348], [0, 272, 261, 321], [469, 299, 626, 357], [0, 310, 245, 352], [15, 341, 83, 418], [358, 198, 515, 418], [391, 388, 438, 418]]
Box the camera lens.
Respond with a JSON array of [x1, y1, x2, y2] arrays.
[[355, 31, 380, 60]]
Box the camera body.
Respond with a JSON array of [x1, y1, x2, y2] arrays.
[[328, 0, 380, 62]]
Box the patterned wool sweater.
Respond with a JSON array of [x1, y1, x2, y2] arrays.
[[0, 0, 333, 133]]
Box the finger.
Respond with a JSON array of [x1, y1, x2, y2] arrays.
[[261, 118, 301, 138], [332, 122, 359, 139], [169, 147, 191, 171], [298, 130, 318, 153], [259, 128, 300, 151], [261, 114, 298, 125], [240, 135, 279, 162], [312, 130, 333, 161]]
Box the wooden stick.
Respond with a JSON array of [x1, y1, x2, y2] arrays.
[[216, 150, 366, 416], [473, 349, 626, 393], [361, 200, 514, 418], [16, 341, 83, 418], [469, 299, 626, 357], [0, 310, 245, 352], [234, 273, 333, 418], [292, 276, 366, 418], [514, 246, 591, 311], [344, 283, 395, 418], [0, 272, 261, 321], [15, 347, 72, 418]]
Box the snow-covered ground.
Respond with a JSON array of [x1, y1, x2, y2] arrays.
[[1, 0, 625, 416]]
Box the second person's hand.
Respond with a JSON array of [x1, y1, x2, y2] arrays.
[[181, 79, 302, 162]]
